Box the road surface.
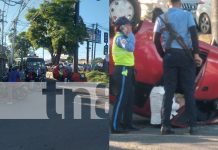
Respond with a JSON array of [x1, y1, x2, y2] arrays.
[[110, 114, 218, 150], [0, 80, 109, 150]]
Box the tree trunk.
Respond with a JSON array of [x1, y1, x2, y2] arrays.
[[50, 48, 56, 65], [54, 46, 62, 65], [211, 0, 218, 45]]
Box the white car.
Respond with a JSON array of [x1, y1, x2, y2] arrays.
[[110, 0, 200, 25], [139, 0, 200, 20], [196, 0, 211, 34]]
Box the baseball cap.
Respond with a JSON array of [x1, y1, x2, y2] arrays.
[[114, 16, 131, 26]]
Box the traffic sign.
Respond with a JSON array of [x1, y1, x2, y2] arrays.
[[86, 28, 101, 43]]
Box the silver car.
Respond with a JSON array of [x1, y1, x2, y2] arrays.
[[110, 0, 200, 25], [196, 0, 211, 34], [140, 0, 200, 19]]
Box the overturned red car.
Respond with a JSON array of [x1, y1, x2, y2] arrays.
[[109, 0, 218, 127]]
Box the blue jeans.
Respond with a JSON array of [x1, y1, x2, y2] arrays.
[[162, 48, 197, 127]]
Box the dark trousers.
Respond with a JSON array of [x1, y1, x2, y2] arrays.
[[111, 66, 134, 130], [162, 49, 197, 127]]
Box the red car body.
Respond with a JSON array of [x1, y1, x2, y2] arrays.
[[110, 20, 218, 125]]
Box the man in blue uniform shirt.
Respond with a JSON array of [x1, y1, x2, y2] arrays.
[[153, 0, 203, 135]]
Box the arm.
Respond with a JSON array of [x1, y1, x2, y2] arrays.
[[189, 26, 199, 54], [189, 26, 202, 66], [153, 16, 165, 58], [116, 33, 135, 52], [187, 12, 202, 66], [153, 32, 165, 58]]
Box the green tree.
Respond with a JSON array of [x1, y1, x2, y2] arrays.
[[26, 0, 87, 65], [26, 8, 54, 62], [8, 32, 32, 58]]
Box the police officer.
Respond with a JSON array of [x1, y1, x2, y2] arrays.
[[111, 16, 137, 133], [153, 0, 203, 135]]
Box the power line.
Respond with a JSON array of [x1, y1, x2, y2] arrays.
[[0, 0, 23, 6], [6, 0, 31, 32], [8, 0, 31, 64]]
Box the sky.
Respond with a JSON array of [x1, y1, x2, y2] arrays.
[[0, 0, 109, 60]]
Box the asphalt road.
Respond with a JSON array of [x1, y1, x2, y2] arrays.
[[0, 80, 109, 150], [110, 113, 218, 150]]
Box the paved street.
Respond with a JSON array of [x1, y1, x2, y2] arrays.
[[0, 81, 109, 150], [110, 114, 218, 150]]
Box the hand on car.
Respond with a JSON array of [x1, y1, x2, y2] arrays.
[[194, 54, 203, 67]]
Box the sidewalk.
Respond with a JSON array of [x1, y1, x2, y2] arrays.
[[110, 132, 218, 150], [109, 107, 218, 150]]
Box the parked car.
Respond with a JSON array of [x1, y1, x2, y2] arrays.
[[196, 0, 211, 34], [110, 0, 200, 26], [140, 0, 200, 20]]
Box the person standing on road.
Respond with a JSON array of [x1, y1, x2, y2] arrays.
[[8, 66, 20, 82], [153, 0, 203, 135], [111, 16, 138, 133]]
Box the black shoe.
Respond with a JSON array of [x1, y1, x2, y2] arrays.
[[111, 128, 129, 134], [160, 126, 175, 135], [188, 126, 197, 135]]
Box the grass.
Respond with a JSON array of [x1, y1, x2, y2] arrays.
[[85, 71, 109, 83]]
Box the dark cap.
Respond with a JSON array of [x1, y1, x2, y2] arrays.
[[114, 16, 131, 26]]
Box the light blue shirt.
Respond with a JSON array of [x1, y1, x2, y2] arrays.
[[115, 32, 135, 52], [153, 8, 196, 49]]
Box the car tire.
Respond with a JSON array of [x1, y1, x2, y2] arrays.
[[199, 13, 211, 34], [110, 0, 141, 36]]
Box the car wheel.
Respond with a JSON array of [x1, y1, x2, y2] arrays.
[[199, 13, 211, 34], [110, 0, 141, 27]]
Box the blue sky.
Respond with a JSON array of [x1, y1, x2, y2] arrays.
[[0, 0, 109, 60]]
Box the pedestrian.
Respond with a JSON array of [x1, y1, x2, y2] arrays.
[[19, 67, 25, 82], [111, 16, 138, 133], [8, 66, 20, 82], [153, 0, 203, 135]]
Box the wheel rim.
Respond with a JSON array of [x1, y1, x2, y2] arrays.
[[200, 14, 210, 33], [110, 0, 135, 21]]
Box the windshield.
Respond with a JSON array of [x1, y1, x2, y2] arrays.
[[26, 61, 45, 70]]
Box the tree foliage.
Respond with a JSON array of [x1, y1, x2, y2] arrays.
[[26, 0, 87, 64], [8, 32, 32, 58]]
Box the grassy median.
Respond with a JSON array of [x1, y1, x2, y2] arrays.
[[85, 71, 109, 83]]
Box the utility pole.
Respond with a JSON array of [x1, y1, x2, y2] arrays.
[[1, 10, 4, 54], [0, 10, 3, 77], [211, 0, 218, 45], [94, 23, 98, 60], [43, 47, 45, 60], [91, 23, 95, 63], [11, 18, 18, 65], [0, 9, 6, 77], [86, 41, 89, 64], [74, 0, 80, 73]]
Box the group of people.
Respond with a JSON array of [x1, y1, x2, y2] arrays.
[[111, 0, 203, 135], [7, 66, 22, 82], [5, 64, 43, 82]]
